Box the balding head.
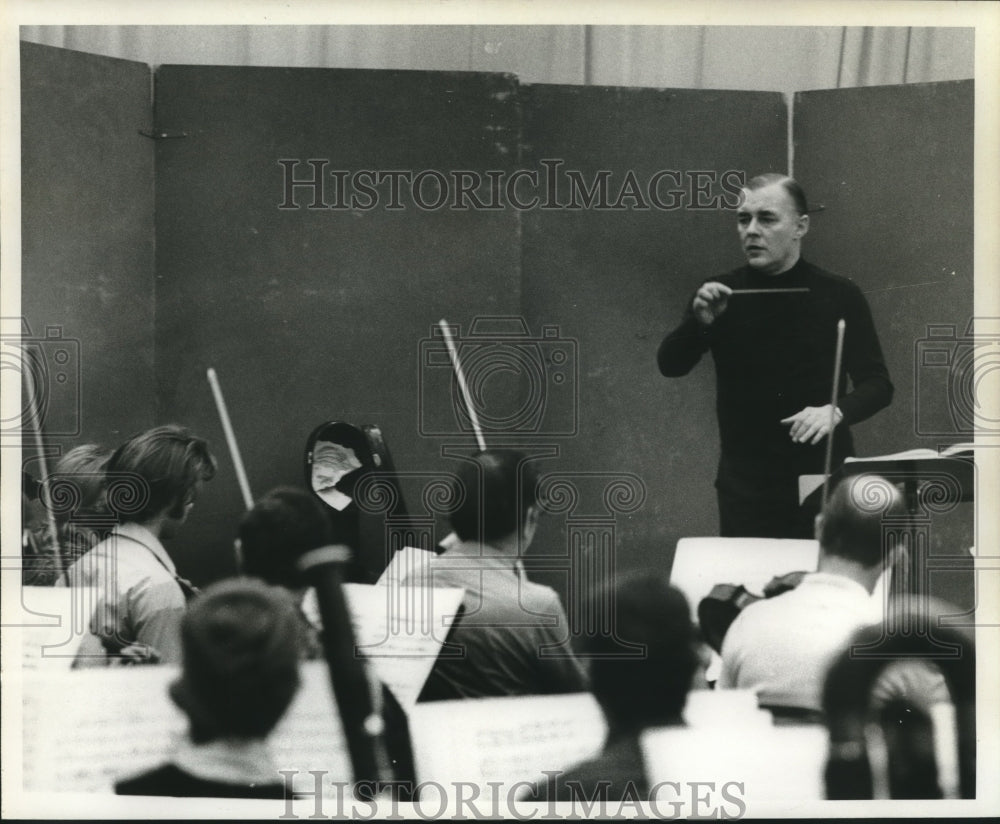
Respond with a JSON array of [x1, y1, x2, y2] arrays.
[[816, 475, 906, 570]]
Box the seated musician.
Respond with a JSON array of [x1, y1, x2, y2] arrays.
[[718, 474, 904, 713], [21, 444, 113, 586], [408, 449, 588, 700], [116, 578, 302, 798], [68, 425, 217, 664], [526, 573, 699, 802], [237, 486, 334, 658]]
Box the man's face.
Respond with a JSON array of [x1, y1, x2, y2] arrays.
[[737, 183, 808, 275]]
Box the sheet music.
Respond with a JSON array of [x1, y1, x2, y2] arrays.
[[406, 684, 782, 798], [21, 661, 351, 796], [642, 724, 828, 803], [682, 688, 772, 728], [798, 473, 826, 504], [375, 546, 436, 589], [844, 442, 974, 462], [408, 692, 607, 792], [18, 586, 95, 670], [23, 666, 187, 793], [301, 582, 464, 709], [268, 661, 353, 791]]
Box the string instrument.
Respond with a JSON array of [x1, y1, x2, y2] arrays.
[[697, 571, 807, 653], [304, 420, 419, 583]]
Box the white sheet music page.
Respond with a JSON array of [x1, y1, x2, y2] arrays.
[[682, 688, 772, 728], [408, 692, 607, 793], [21, 660, 351, 797], [300, 580, 464, 709], [376, 545, 436, 588], [642, 723, 828, 806], [342, 582, 464, 709], [19, 586, 95, 670], [269, 660, 353, 793], [22, 666, 186, 793]]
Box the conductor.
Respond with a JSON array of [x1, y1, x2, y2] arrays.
[[657, 173, 892, 538]]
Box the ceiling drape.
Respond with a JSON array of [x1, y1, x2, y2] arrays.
[[19, 25, 973, 94]]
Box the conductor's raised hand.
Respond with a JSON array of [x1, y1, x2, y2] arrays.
[[780, 404, 844, 445], [692, 282, 732, 326]]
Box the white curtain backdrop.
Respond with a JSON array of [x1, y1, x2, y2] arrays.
[[19, 25, 974, 94]]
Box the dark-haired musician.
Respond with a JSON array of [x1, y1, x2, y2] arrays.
[[408, 449, 587, 700]]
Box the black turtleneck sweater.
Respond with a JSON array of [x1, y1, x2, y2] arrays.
[[657, 258, 893, 481]]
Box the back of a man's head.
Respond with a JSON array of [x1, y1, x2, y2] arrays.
[[169, 578, 303, 742], [239, 486, 334, 589], [586, 572, 697, 733], [818, 475, 905, 569], [449, 450, 538, 544], [107, 425, 217, 523]]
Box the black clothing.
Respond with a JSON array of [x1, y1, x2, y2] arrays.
[[115, 764, 286, 799], [524, 735, 649, 802], [658, 259, 892, 536], [715, 462, 818, 538]]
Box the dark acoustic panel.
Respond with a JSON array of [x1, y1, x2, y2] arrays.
[[795, 81, 974, 455], [153, 66, 522, 583], [795, 81, 974, 610], [521, 85, 787, 585], [19, 41, 155, 476]]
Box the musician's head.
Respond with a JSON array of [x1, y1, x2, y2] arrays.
[[106, 424, 217, 532], [170, 578, 303, 743], [816, 474, 906, 589], [49, 443, 112, 527], [449, 450, 540, 548], [586, 571, 698, 733], [738, 173, 810, 275], [238, 486, 334, 591]]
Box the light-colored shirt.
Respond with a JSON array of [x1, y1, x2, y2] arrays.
[[67, 523, 186, 664], [718, 572, 879, 711], [171, 737, 278, 786], [404, 540, 588, 700]]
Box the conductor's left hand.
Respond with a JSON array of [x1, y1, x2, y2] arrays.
[[780, 404, 843, 445]]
